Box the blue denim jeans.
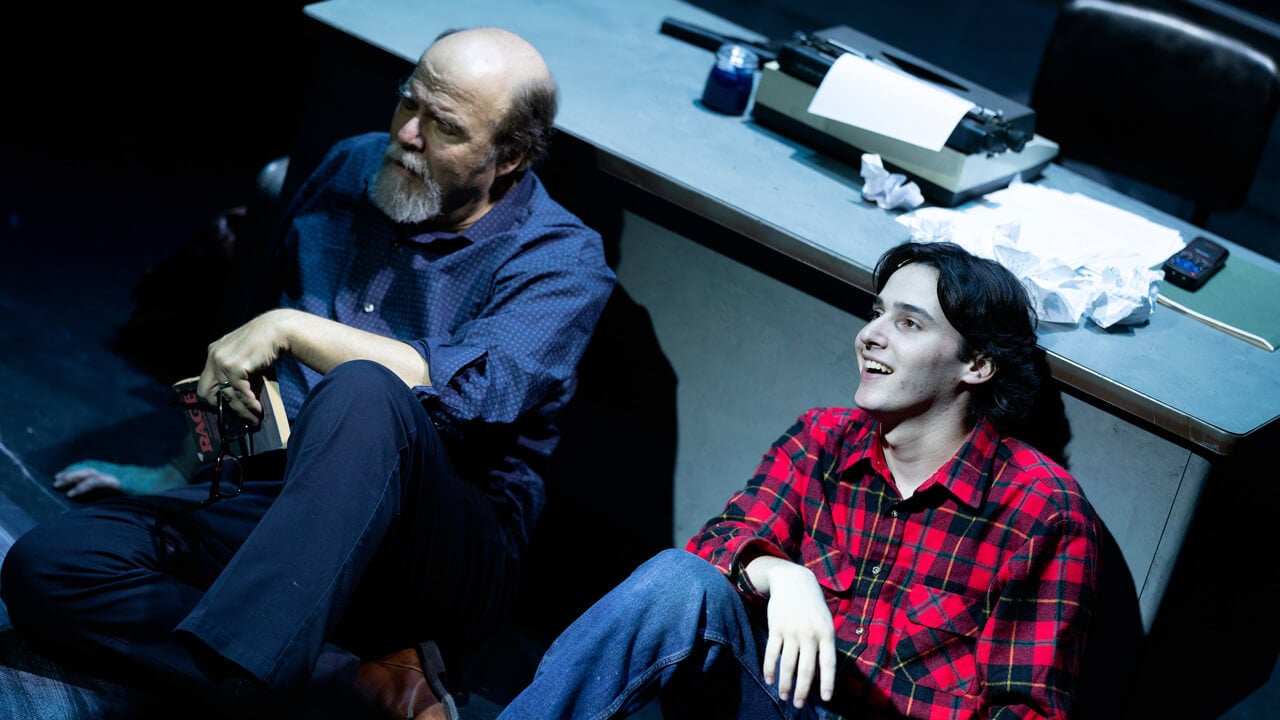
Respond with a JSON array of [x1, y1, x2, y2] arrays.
[[498, 548, 825, 720]]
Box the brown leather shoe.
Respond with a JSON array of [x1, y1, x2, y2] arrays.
[[354, 641, 459, 720]]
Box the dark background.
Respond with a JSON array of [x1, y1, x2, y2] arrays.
[[2, 1, 1277, 717]]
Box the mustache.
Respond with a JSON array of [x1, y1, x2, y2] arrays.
[[384, 147, 429, 181]]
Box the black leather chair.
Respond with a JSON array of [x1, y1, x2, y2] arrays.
[[1031, 0, 1280, 227]]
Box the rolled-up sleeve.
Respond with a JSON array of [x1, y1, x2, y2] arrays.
[[412, 227, 613, 435], [686, 413, 818, 603]]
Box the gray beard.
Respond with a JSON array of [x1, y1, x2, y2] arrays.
[[369, 147, 442, 224]]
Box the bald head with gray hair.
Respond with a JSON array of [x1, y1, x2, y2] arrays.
[[429, 27, 559, 172]]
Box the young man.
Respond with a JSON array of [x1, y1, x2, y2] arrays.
[[497, 241, 1100, 719], [1, 27, 614, 719]]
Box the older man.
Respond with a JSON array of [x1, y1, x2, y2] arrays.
[[2, 27, 613, 720]]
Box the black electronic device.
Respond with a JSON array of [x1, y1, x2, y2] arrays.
[[661, 18, 1037, 156], [659, 17, 782, 64], [1162, 236, 1229, 291], [747, 24, 1061, 206], [775, 28, 1034, 155]]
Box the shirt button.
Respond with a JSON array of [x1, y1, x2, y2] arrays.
[[891, 510, 899, 518], [855, 627, 864, 636], [871, 566, 881, 575], [363, 302, 375, 313]]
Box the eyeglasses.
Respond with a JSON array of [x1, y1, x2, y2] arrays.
[[200, 392, 247, 508]]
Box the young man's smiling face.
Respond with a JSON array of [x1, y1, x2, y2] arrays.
[[854, 263, 991, 430]]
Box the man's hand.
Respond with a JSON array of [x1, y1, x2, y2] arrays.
[[195, 309, 431, 420], [197, 310, 290, 422], [745, 556, 837, 708], [53, 460, 188, 498]]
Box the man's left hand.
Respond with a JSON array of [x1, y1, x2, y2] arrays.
[[746, 556, 837, 708]]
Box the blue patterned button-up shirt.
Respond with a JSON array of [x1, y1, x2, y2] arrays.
[[271, 132, 615, 542]]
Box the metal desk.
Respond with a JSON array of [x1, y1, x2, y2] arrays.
[[301, 0, 1280, 456], [297, 0, 1280, 638]]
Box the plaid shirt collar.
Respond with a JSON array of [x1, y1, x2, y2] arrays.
[[838, 415, 999, 511]]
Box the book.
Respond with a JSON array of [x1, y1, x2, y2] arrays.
[[173, 375, 291, 465], [1156, 256, 1280, 353]]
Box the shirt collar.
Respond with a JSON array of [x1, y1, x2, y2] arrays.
[[933, 419, 1000, 510], [837, 415, 882, 478], [837, 414, 1000, 510]]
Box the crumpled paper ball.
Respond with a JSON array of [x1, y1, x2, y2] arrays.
[[898, 218, 1161, 328], [1086, 265, 1162, 328], [860, 153, 924, 210], [894, 182, 1176, 329]]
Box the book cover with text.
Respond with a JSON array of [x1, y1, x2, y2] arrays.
[[172, 376, 290, 465]]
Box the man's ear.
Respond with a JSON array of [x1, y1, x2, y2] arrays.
[[495, 147, 528, 178], [963, 355, 996, 387]]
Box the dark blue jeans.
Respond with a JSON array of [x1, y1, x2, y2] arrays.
[[498, 549, 825, 720], [1, 360, 520, 692]]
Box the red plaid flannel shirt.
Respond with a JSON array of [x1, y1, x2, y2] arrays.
[[687, 407, 1100, 719]]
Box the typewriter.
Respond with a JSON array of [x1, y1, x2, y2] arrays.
[[751, 25, 1060, 206]]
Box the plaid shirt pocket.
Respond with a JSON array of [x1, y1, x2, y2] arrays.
[[892, 583, 983, 697]]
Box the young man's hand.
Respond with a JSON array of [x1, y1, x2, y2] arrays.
[[745, 555, 837, 708]]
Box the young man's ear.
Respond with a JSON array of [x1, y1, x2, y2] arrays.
[[963, 355, 997, 386]]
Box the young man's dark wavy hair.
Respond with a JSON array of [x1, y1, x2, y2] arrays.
[[873, 241, 1040, 434]]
